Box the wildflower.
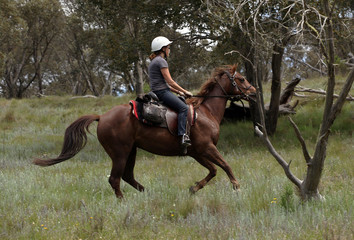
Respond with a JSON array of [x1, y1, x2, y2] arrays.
[[90, 217, 93, 219]]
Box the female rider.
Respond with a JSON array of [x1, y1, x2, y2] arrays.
[[148, 36, 193, 148]]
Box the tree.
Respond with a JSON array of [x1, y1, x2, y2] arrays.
[[199, 0, 299, 134], [0, 0, 25, 98], [70, 0, 159, 96], [0, 0, 65, 98], [255, 0, 354, 200], [70, 0, 211, 96]]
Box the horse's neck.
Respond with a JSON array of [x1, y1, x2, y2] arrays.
[[202, 87, 228, 124]]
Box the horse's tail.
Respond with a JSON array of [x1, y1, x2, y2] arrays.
[[33, 115, 100, 167]]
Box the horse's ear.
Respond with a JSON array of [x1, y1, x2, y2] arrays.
[[232, 64, 238, 73]]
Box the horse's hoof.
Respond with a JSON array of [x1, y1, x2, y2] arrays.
[[189, 186, 197, 194], [232, 184, 241, 192]]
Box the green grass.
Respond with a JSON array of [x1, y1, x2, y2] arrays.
[[0, 78, 353, 239]]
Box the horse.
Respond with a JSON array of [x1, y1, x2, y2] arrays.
[[33, 65, 256, 198]]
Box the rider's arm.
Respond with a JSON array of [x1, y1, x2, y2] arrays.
[[161, 67, 190, 96]]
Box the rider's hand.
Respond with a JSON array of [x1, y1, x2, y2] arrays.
[[178, 91, 186, 97], [184, 91, 193, 98]]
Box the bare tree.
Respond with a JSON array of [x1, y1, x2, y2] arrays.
[[255, 0, 354, 200]]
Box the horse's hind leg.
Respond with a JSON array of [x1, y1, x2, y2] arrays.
[[104, 145, 132, 198], [108, 156, 126, 198], [122, 146, 145, 192], [189, 154, 217, 194]]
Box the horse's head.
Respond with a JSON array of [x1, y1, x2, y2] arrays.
[[222, 66, 256, 101], [187, 65, 257, 108]]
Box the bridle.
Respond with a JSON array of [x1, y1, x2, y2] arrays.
[[193, 70, 255, 102]]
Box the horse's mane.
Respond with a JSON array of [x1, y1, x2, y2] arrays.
[[187, 65, 237, 108]]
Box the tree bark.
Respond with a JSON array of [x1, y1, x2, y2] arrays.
[[266, 43, 284, 135], [244, 50, 263, 132], [136, 51, 144, 97]]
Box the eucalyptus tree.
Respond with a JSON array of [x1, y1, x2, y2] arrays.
[[65, 0, 162, 96], [0, 0, 65, 98], [0, 0, 22, 97], [67, 0, 213, 96]]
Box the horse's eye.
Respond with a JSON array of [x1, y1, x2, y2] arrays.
[[240, 78, 245, 83]]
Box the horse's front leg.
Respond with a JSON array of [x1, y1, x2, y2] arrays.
[[189, 155, 217, 194], [208, 144, 240, 190], [193, 144, 240, 192]]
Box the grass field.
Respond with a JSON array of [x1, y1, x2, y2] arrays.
[[0, 77, 353, 239]]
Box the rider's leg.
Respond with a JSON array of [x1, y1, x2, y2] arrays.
[[153, 89, 190, 145]]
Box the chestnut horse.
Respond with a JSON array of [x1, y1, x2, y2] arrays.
[[33, 65, 256, 198]]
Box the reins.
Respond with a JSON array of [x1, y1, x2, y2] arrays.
[[191, 70, 253, 103]]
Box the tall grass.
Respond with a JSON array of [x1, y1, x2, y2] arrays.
[[0, 79, 353, 239]]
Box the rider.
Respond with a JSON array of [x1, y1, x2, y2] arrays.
[[148, 36, 193, 148]]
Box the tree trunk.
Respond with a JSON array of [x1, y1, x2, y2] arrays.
[[300, 131, 329, 200], [245, 56, 262, 132], [266, 43, 284, 135], [135, 51, 144, 97], [299, 0, 345, 200]]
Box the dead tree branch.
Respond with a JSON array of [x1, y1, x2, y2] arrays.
[[255, 126, 303, 188], [295, 86, 354, 101], [289, 56, 326, 75], [280, 77, 302, 104], [288, 117, 312, 164], [70, 95, 98, 99]]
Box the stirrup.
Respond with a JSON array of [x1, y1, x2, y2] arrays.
[[181, 134, 191, 147]]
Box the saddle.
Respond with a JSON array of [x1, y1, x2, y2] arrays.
[[129, 92, 197, 136]]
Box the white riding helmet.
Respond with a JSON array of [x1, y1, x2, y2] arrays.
[[151, 36, 173, 52]]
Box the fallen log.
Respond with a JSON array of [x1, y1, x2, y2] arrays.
[[224, 101, 298, 121], [70, 95, 98, 99], [224, 77, 301, 121], [280, 77, 301, 104], [295, 86, 354, 101]]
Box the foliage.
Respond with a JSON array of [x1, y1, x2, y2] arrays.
[[0, 0, 65, 98], [0, 0, 353, 98], [280, 184, 296, 213]]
